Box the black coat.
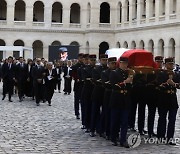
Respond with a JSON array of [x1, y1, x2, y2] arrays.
[[91, 65, 108, 103], [109, 68, 132, 109], [15, 63, 28, 81], [63, 66, 72, 78], [31, 65, 45, 84], [2, 63, 16, 81], [157, 70, 180, 109]]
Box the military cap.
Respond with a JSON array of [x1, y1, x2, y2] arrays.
[[100, 54, 108, 59], [83, 54, 89, 58], [108, 57, 117, 63], [165, 57, 174, 64], [119, 57, 128, 62], [78, 53, 84, 57], [155, 56, 163, 62], [89, 54, 96, 59]]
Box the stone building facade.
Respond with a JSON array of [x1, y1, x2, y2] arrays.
[[0, 0, 179, 63]]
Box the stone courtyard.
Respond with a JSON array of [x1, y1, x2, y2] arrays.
[[0, 83, 179, 154]]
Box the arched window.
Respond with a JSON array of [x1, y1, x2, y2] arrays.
[[100, 2, 110, 23], [0, 0, 7, 20], [99, 42, 109, 57], [52, 2, 62, 23], [148, 40, 154, 54], [70, 3, 80, 23], [116, 42, 121, 48], [86, 41, 89, 54], [123, 41, 128, 48], [158, 39, 164, 57], [150, 0, 155, 17], [169, 38, 175, 57], [170, 0, 176, 14], [33, 40, 43, 58], [131, 41, 136, 49], [51, 41, 61, 46], [132, 0, 137, 20], [13, 39, 24, 58], [33, 1, 44, 22], [124, 0, 130, 22], [139, 40, 145, 49], [159, 0, 165, 16], [87, 3, 91, 23], [117, 2, 122, 23], [70, 41, 79, 46], [14, 0, 26, 21]]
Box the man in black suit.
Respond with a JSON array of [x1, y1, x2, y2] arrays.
[[2, 56, 16, 102], [54, 62, 62, 93], [15, 57, 28, 102], [44, 62, 57, 106], [63, 60, 72, 95], [25, 59, 34, 99], [31, 58, 45, 106]]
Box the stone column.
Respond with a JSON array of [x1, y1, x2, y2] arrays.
[[7, 4, 15, 27], [44, 6, 52, 28], [81, 7, 86, 29], [165, 0, 170, 20], [62, 7, 70, 28], [137, 0, 141, 25], [90, 6, 99, 28], [146, 0, 150, 22], [26, 5, 33, 28], [155, 0, 160, 22], [43, 46, 49, 60]]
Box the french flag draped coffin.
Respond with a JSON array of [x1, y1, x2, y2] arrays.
[[119, 49, 157, 68]]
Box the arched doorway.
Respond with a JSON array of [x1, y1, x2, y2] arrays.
[[86, 41, 89, 54], [0, 0, 7, 20], [0, 39, 5, 60], [169, 38, 175, 57], [123, 41, 128, 48], [52, 2, 62, 23], [14, 0, 26, 21], [116, 42, 121, 48], [33, 1, 44, 22], [100, 2, 110, 23], [13, 39, 24, 58], [51, 41, 61, 46], [139, 40, 145, 49], [70, 3, 80, 23], [33, 40, 43, 58], [131, 41, 136, 49], [158, 39, 164, 57], [99, 42, 109, 57], [148, 39, 154, 54]]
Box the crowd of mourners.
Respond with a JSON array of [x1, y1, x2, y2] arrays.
[[0, 54, 179, 148]]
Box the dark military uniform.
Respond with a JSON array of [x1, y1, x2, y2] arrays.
[[156, 60, 180, 143], [71, 60, 85, 118], [109, 63, 132, 146], [99, 57, 117, 139], [81, 55, 96, 131], [128, 73, 146, 134], [90, 63, 108, 136]]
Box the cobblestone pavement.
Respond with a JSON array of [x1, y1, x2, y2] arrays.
[[0, 83, 179, 154]]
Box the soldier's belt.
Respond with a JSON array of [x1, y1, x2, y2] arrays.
[[113, 89, 128, 95], [166, 90, 175, 94]]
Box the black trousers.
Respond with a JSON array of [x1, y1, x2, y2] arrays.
[[33, 81, 43, 104], [17, 79, 26, 99], [3, 79, 14, 99], [64, 77, 72, 93], [46, 84, 55, 102], [55, 79, 61, 91]]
